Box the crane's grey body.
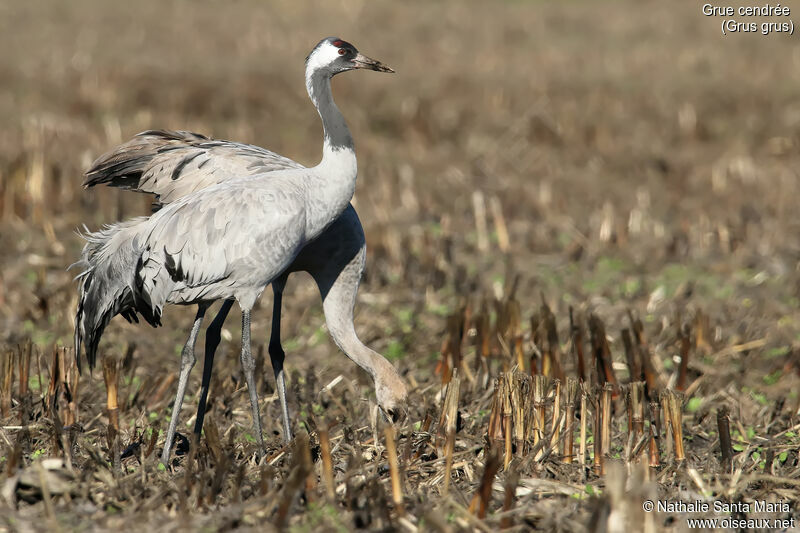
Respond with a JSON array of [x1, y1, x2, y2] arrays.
[[74, 38, 407, 463], [132, 163, 354, 312]]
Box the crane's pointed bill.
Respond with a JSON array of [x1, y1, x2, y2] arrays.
[[352, 53, 394, 73]]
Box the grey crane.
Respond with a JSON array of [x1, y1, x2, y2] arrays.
[[82, 130, 405, 464], [74, 38, 407, 462]]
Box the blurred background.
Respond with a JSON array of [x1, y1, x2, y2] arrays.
[[1, 0, 800, 422]]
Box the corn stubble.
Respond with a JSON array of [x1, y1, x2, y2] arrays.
[[0, 303, 768, 530]]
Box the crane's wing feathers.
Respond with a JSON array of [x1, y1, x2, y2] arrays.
[[136, 180, 306, 311], [84, 130, 305, 208]]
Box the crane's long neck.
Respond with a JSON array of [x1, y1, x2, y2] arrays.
[[317, 252, 406, 407], [304, 68, 358, 238], [307, 70, 356, 170]]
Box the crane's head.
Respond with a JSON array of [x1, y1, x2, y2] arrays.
[[306, 37, 394, 77], [375, 370, 408, 425]]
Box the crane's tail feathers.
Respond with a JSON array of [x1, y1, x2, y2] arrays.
[[73, 218, 160, 372]]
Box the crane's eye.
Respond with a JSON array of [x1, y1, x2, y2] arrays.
[[338, 48, 347, 56]]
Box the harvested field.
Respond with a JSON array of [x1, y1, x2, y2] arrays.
[[1, 1, 800, 531]]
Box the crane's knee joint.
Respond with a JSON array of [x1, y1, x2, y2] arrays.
[[180, 358, 196, 373], [180, 347, 196, 369]]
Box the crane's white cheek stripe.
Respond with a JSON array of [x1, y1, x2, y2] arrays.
[[306, 42, 341, 72]]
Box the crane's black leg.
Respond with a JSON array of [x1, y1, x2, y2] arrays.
[[269, 277, 293, 442], [161, 303, 208, 465], [240, 309, 265, 457], [193, 299, 234, 438]]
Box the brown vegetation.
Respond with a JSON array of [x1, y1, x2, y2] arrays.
[[1, 1, 800, 530]]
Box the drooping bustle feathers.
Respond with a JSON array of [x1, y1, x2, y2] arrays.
[[73, 218, 161, 371]]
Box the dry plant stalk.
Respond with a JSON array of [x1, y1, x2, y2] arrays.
[[488, 371, 531, 467], [47, 347, 60, 409], [442, 427, 456, 496], [319, 427, 336, 501], [437, 311, 465, 384], [487, 376, 505, 448], [204, 417, 223, 463], [579, 383, 588, 466], [103, 356, 119, 431], [476, 298, 492, 359], [18, 340, 32, 398], [659, 393, 672, 460], [0, 348, 13, 417], [629, 382, 645, 439], [624, 384, 633, 435], [629, 432, 651, 467], [621, 329, 641, 382], [17, 342, 34, 425], [662, 390, 685, 461], [549, 379, 561, 453], [569, 307, 586, 382], [468, 448, 501, 519], [513, 334, 525, 373], [541, 300, 565, 382], [648, 401, 661, 467], [563, 378, 579, 463], [593, 391, 604, 474], [146, 421, 160, 459], [677, 324, 691, 391], [457, 304, 476, 383], [531, 375, 548, 461], [506, 298, 525, 371], [302, 434, 316, 500], [62, 347, 79, 427], [530, 313, 541, 375], [461, 302, 473, 348], [500, 468, 519, 530], [147, 372, 177, 410], [510, 372, 529, 460], [489, 195, 510, 253], [495, 298, 509, 352], [437, 324, 452, 385], [437, 372, 460, 451], [447, 306, 467, 383], [694, 309, 712, 355], [103, 355, 120, 470], [624, 382, 646, 466], [628, 310, 660, 396], [384, 426, 405, 515], [6, 438, 22, 477], [537, 320, 550, 378], [47, 346, 79, 427], [182, 433, 198, 503], [276, 431, 314, 528], [589, 315, 618, 391], [717, 406, 733, 474], [472, 190, 489, 253], [601, 383, 613, 465], [420, 407, 434, 433], [473, 299, 491, 384], [503, 374, 513, 470]]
